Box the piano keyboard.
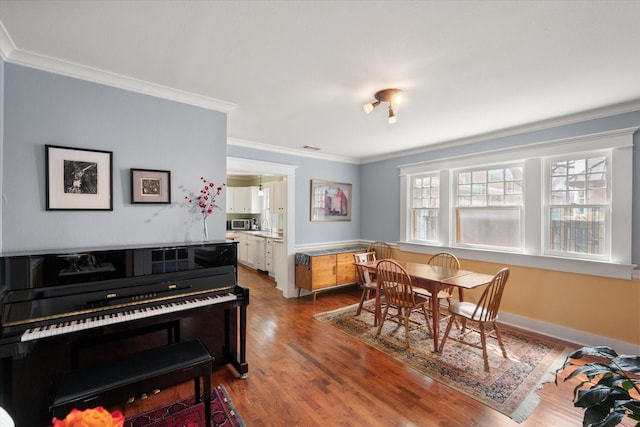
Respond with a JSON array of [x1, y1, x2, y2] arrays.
[[21, 292, 237, 342]]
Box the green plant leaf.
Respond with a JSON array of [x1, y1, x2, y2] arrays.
[[612, 356, 640, 375], [576, 386, 628, 408], [568, 346, 618, 362], [567, 363, 616, 381], [624, 400, 640, 416], [583, 405, 615, 427], [619, 379, 640, 392]]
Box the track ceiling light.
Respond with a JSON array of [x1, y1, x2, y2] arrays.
[[362, 88, 403, 124]]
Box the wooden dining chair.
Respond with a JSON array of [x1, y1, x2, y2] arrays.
[[353, 252, 382, 322], [367, 241, 393, 260], [438, 267, 510, 371], [413, 252, 461, 324], [375, 259, 432, 348]]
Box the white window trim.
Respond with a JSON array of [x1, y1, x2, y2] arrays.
[[452, 162, 525, 251], [543, 151, 611, 262], [398, 127, 637, 280]]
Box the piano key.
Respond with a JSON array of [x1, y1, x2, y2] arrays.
[[20, 292, 237, 342]]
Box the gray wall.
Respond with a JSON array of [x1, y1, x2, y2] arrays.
[[360, 111, 640, 265], [1, 60, 638, 269], [1, 63, 227, 253]]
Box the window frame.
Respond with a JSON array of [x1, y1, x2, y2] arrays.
[[453, 162, 524, 251], [398, 127, 636, 280], [408, 172, 441, 244], [544, 151, 611, 261]]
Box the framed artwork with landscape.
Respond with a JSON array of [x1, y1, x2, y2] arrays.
[[310, 179, 352, 221], [130, 168, 171, 204], [45, 145, 113, 211]]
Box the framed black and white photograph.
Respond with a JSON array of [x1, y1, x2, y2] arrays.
[[46, 145, 113, 210], [130, 168, 171, 204], [310, 179, 352, 221]]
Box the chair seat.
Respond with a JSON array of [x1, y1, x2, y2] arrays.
[[448, 300, 498, 322], [413, 287, 452, 300], [439, 267, 510, 372], [360, 281, 378, 291]]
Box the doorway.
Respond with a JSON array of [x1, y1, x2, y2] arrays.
[[226, 157, 298, 298]]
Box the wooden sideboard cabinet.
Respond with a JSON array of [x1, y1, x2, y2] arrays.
[[295, 247, 366, 302]]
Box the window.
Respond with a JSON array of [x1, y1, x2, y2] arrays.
[[547, 155, 608, 257], [398, 126, 635, 279], [455, 165, 523, 249], [410, 174, 439, 242]]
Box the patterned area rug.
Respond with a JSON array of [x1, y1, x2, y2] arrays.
[[315, 302, 573, 423], [124, 384, 245, 427]]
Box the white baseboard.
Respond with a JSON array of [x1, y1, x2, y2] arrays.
[[499, 311, 639, 355]]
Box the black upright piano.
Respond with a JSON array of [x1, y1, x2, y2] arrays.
[[0, 240, 248, 426]]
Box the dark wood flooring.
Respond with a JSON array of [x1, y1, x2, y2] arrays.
[[119, 265, 591, 426]]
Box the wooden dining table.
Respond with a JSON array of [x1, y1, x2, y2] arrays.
[[354, 259, 495, 352]]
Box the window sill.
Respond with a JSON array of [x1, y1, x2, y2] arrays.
[[397, 241, 636, 280]]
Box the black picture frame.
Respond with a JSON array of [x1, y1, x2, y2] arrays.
[[130, 168, 171, 204], [46, 145, 113, 211]]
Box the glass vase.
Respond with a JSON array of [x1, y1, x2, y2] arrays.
[[202, 218, 209, 242]]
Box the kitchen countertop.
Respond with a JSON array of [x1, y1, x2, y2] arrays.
[[226, 230, 284, 241]]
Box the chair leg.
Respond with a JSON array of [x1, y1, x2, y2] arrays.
[[403, 308, 411, 348], [446, 297, 461, 330], [493, 322, 508, 358], [376, 305, 390, 336], [438, 314, 456, 352], [420, 306, 433, 337], [479, 323, 490, 372], [355, 288, 367, 316]]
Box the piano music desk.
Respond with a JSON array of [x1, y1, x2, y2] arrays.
[[51, 339, 213, 424]]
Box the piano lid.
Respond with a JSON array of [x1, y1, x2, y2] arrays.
[[0, 241, 238, 293]]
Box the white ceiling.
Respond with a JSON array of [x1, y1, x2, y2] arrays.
[[1, 1, 639, 163]]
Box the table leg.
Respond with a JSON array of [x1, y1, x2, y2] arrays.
[[374, 289, 381, 326], [430, 281, 440, 352]]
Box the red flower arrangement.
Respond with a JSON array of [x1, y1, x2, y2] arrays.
[[184, 177, 226, 219], [50, 407, 124, 427]]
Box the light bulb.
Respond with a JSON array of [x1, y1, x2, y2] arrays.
[[362, 100, 380, 114], [388, 105, 397, 124]]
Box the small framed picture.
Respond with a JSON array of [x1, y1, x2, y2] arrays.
[[130, 168, 171, 204], [310, 179, 352, 221], [46, 145, 113, 210]]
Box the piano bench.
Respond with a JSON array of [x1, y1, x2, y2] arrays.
[[50, 339, 213, 424]]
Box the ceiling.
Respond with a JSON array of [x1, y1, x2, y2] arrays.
[[1, 1, 639, 164]]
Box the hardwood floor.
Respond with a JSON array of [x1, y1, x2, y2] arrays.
[[121, 265, 588, 426]]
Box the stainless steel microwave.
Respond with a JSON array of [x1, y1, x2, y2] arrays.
[[231, 219, 251, 230]]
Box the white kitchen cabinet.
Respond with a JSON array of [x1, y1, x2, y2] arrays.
[[268, 180, 285, 213], [229, 187, 260, 214], [237, 233, 250, 265], [253, 235, 266, 271], [265, 238, 275, 277], [273, 240, 285, 285]]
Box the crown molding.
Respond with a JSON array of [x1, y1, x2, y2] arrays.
[[227, 137, 361, 164], [361, 99, 640, 164], [0, 20, 236, 113], [2, 20, 638, 165], [0, 21, 14, 61]]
